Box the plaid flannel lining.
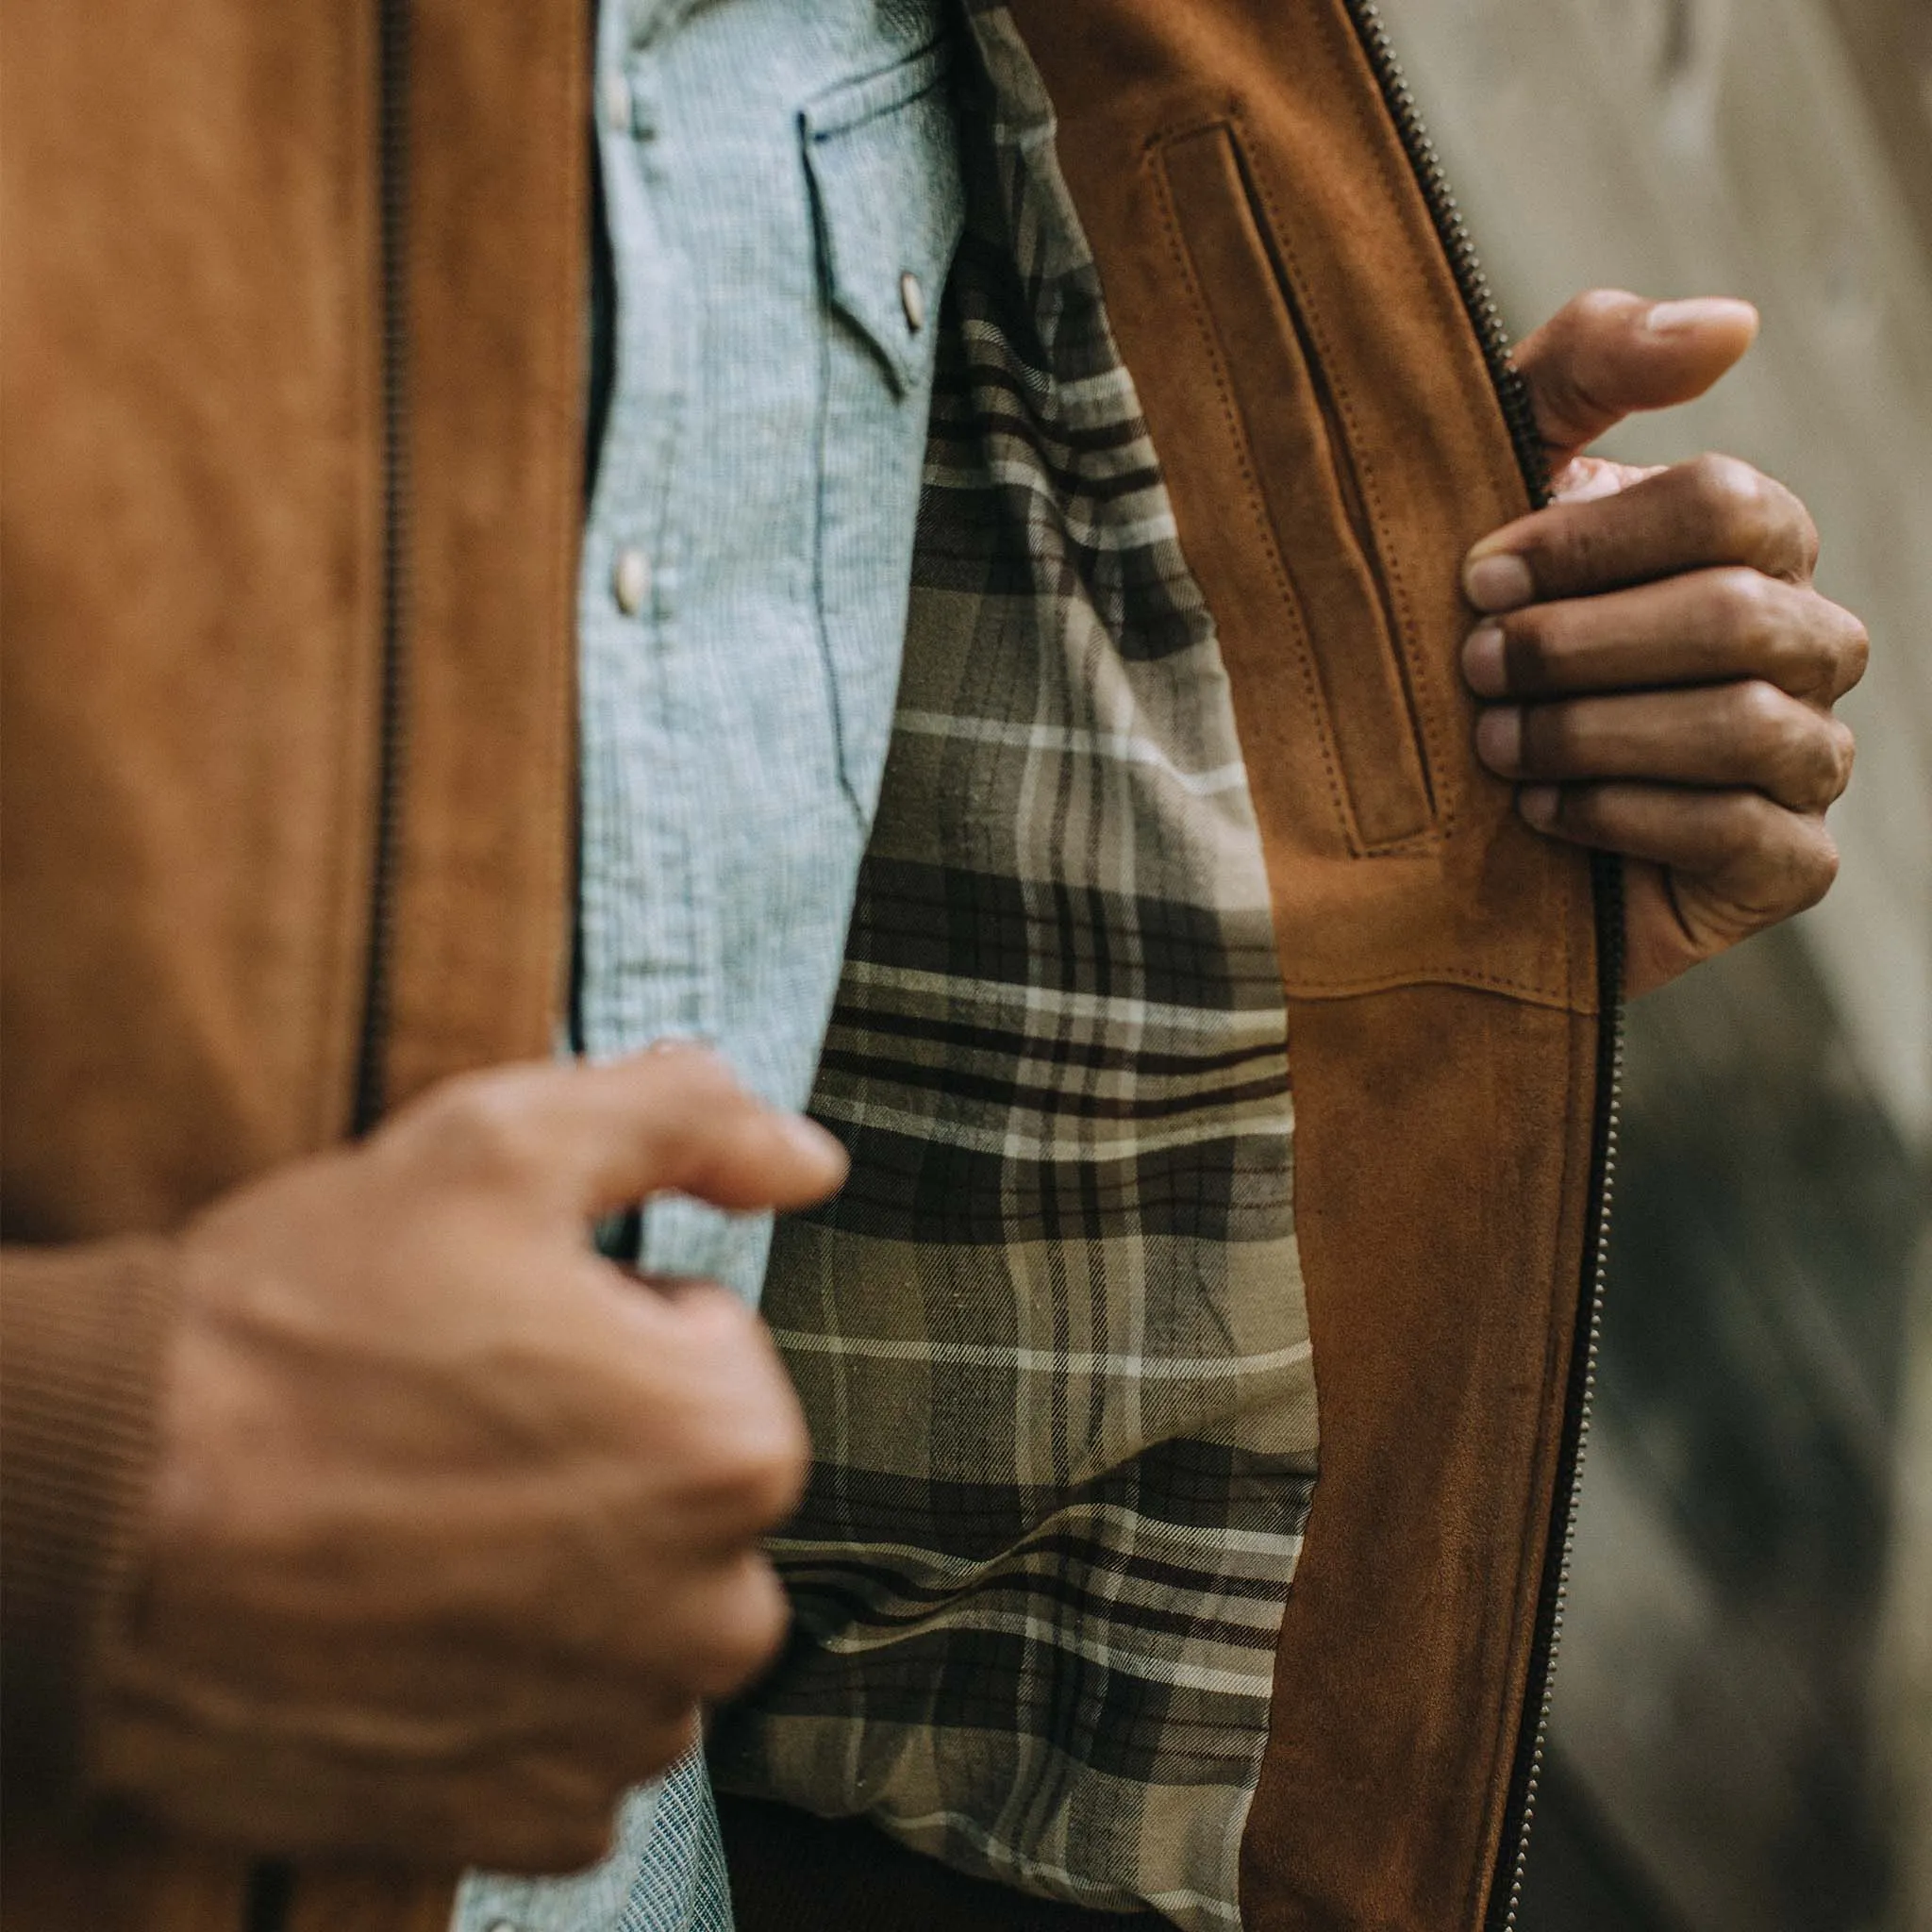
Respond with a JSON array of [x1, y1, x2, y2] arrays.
[[709, 11, 1318, 1926]]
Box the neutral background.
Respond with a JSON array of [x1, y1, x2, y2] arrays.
[[1372, 0, 1932, 1925]]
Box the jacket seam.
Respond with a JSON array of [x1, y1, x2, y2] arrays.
[[1284, 963, 1586, 1009]]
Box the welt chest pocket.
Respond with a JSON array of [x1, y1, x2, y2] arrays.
[[802, 43, 966, 823], [1158, 120, 1439, 852]]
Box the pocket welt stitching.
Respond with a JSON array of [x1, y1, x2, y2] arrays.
[[1145, 127, 1356, 852], [1155, 118, 1441, 853], [1233, 113, 1457, 839]]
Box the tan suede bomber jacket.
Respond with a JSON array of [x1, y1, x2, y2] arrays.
[[1, 1, 1620, 1929]]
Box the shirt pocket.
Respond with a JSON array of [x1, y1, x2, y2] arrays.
[[802, 42, 966, 823]]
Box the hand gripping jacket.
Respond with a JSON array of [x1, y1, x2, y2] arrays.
[[0, 2, 1616, 1929]]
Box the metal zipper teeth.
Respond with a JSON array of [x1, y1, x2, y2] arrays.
[[353, 0, 414, 1136], [264, 8, 414, 1911], [1339, 0, 1551, 506], [1490, 851, 1624, 1932], [257, 2, 415, 1901], [1335, 5, 1629, 1926]]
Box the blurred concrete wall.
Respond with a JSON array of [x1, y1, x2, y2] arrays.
[[1366, 1, 1932, 1925], [1376, 0, 1931, 1138], [1878, 1231, 1932, 1929]]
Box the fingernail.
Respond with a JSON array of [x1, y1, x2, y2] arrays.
[[1474, 706, 1522, 773], [1462, 624, 1508, 696], [1644, 296, 1757, 338], [1551, 458, 1631, 506], [1463, 552, 1535, 612], [1518, 785, 1560, 829]]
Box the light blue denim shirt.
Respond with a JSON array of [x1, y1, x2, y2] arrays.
[[453, 1, 961, 1927]]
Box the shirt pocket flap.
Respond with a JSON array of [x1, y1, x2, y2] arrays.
[[802, 43, 964, 395]]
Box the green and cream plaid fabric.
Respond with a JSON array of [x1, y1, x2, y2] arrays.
[[710, 10, 1318, 1927]]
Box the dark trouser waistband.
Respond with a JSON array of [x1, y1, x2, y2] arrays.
[[718, 1795, 1164, 1932]]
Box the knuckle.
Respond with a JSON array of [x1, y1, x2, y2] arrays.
[[1715, 789, 1784, 867], [1738, 686, 1835, 805], [1795, 739, 1840, 809], [1685, 450, 1755, 511], [715, 1399, 810, 1529], [676, 1279, 768, 1357], [1769, 594, 1847, 697], [1571, 287, 1634, 327], [749, 1419, 811, 1523], [1793, 716, 1855, 808], [1802, 831, 1841, 907], [1752, 584, 1867, 702], [673, 1316, 808, 1524], [433, 1074, 551, 1184], [1736, 675, 1794, 737], [1829, 719, 1857, 794], [1763, 818, 1840, 915], [1685, 452, 1773, 548], [1728, 677, 1790, 756], [690, 1569, 791, 1698], [1840, 615, 1872, 691], [1768, 474, 1822, 577], [1712, 566, 1781, 656], [1795, 500, 1822, 576]]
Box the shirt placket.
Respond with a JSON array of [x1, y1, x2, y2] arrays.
[[577, 6, 714, 1076]]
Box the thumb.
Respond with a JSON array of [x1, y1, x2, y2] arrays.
[[1511, 289, 1759, 464], [409, 1044, 848, 1220]]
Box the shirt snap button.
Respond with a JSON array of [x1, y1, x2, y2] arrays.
[[612, 546, 651, 616], [899, 270, 925, 334], [600, 70, 632, 135]]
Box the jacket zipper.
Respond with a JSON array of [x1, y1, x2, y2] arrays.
[[1334, 6, 1629, 1925], [352, 0, 413, 1135], [252, 8, 413, 1925]]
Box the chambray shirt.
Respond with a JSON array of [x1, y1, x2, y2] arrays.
[[453, 1, 961, 1928]]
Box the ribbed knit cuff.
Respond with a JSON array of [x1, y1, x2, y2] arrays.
[[1, 1236, 180, 1809]]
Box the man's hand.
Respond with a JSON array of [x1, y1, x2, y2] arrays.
[[1459, 289, 1868, 996], [94, 1046, 844, 1873]]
